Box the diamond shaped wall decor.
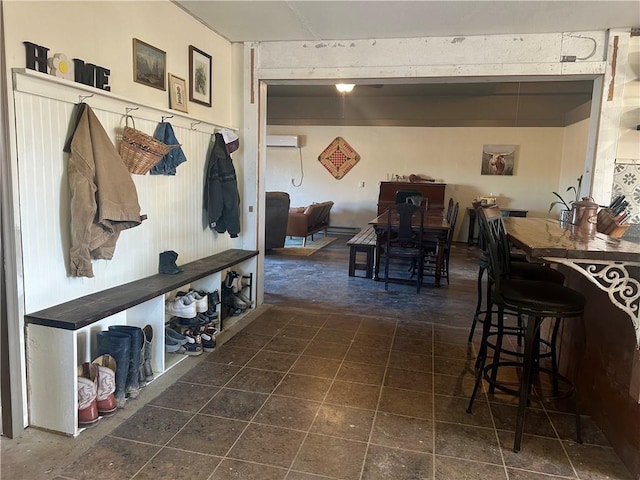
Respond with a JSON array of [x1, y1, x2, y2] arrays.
[[318, 137, 360, 180]]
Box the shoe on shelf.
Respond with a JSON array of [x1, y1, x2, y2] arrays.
[[199, 309, 218, 323], [231, 276, 245, 294], [141, 325, 154, 383], [165, 333, 188, 354], [77, 363, 99, 428], [177, 290, 208, 313], [159, 250, 183, 275], [234, 291, 253, 308], [224, 271, 239, 289], [200, 324, 219, 341], [165, 327, 189, 346], [208, 290, 220, 309], [200, 331, 216, 352], [166, 295, 197, 319], [91, 355, 117, 417], [170, 315, 204, 329], [231, 294, 249, 311], [181, 329, 203, 356], [191, 290, 208, 312]]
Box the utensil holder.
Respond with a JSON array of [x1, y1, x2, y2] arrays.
[[596, 209, 630, 238]]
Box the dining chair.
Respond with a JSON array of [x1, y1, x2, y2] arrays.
[[383, 203, 425, 293], [445, 197, 455, 222], [423, 201, 458, 285]]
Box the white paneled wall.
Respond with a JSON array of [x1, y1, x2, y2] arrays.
[[14, 71, 235, 313]]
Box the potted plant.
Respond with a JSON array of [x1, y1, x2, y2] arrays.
[[549, 175, 583, 222]]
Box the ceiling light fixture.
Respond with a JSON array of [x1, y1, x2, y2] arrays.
[[335, 83, 355, 93]]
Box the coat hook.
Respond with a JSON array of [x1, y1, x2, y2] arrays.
[[190, 121, 202, 130], [78, 93, 94, 103], [161, 115, 174, 122], [125, 107, 139, 115]]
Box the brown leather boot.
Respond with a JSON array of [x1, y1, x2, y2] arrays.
[[92, 355, 117, 417], [77, 363, 99, 428]]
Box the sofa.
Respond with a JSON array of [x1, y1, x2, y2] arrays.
[[286, 201, 334, 246], [265, 192, 291, 250]]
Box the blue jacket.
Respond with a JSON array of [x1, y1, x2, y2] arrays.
[[150, 122, 186, 175]]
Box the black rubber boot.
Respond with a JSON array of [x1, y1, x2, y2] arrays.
[[96, 330, 131, 408], [141, 325, 154, 382], [108, 326, 143, 399], [159, 250, 183, 275]]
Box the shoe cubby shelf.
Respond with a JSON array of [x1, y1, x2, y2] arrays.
[[25, 249, 258, 436]]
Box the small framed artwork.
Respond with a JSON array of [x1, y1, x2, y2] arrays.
[[481, 144, 517, 175], [189, 45, 212, 107], [168, 74, 188, 113], [133, 38, 166, 90]]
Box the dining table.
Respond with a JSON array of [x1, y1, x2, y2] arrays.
[[369, 211, 450, 287]]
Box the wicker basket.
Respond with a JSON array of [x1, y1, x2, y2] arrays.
[[119, 116, 175, 175]]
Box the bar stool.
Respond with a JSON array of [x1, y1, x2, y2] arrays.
[[466, 205, 586, 452], [468, 205, 566, 351]]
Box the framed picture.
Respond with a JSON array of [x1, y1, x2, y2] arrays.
[[133, 38, 166, 90], [481, 144, 517, 175], [168, 74, 188, 113], [189, 45, 212, 107]]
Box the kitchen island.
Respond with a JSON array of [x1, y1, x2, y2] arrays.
[[504, 217, 640, 478]]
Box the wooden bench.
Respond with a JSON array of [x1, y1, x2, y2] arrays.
[[347, 226, 377, 278], [25, 249, 258, 436]]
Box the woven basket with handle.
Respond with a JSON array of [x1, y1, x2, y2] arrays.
[[119, 116, 175, 175]]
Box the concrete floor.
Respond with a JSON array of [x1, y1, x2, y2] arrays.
[[0, 237, 634, 479]]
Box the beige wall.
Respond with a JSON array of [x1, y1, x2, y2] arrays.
[[3, 0, 234, 124], [558, 118, 590, 207], [266, 125, 586, 241]]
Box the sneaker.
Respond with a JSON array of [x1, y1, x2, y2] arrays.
[[165, 327, 189, 345], [177, 290, 208, 313], [199, 331, 216, 352], [166, 295, 197, 319], [164, 335, 186, 353], [183, 342, 202, 356], [201, 310, 219, 322], [201, 324, 218, 339], [191, 290, 208, 313], [181, 329, 203, 356], [170, 315, 207, 329]]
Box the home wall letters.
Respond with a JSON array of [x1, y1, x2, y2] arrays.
[[24, 41, 111, 91]]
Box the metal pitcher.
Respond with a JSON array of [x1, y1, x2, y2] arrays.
[[571, 197, 599, 232]]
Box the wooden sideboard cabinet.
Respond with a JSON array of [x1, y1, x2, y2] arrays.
[[377, 181, 446, 215]]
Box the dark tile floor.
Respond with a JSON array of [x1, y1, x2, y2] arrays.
[[3, 237, 635, 479]]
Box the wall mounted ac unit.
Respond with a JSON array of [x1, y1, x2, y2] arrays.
[[266, 135, 300, 148]]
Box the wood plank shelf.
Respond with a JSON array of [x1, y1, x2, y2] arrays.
[[25, 249, 258, 330]]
